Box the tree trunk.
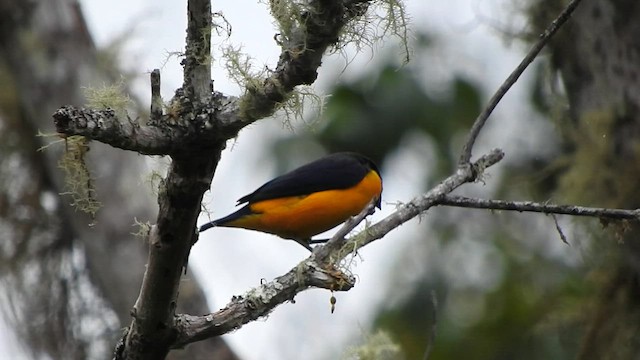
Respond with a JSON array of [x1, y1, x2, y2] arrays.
[[0, 1, 238, 358]]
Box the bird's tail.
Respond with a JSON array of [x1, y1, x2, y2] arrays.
[[198, 205, 252, 233], [199, 221, 218, 232]]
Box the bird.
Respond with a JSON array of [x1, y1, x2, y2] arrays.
[[199, 152, 383, 250]]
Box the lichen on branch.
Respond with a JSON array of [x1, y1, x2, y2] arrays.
[[58, 135, 101, 220]]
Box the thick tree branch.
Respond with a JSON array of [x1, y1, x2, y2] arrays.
[[53, 95, 239, 156], [53, 106, 183, 155], [183, 0, 212, 103], [437, 195, 640, 221], [172, 259, 355, 348], [458, 0, 584, 164]]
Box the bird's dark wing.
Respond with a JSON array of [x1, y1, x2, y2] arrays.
[[237, 152, 377, 204]]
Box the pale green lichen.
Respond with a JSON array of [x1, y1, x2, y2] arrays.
[[337, 0, 412, 64], [38, 134, 102, 220], [50, 80, 133, 221], [343, 330, 403, 360], [142, 169, 165, 197], [36, 131, 66, 152], [221, 44, 323, 128], [58, 136, 101, 221], [83, 79, 132, 118], [222, 44, 268, 93], [131, 218, 152, 242], [278, 85, 325, 130], [268, 0, 304, 45]]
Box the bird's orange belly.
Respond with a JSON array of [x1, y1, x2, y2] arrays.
[[226, 170, 382, 240]]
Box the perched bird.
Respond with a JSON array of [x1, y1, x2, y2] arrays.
[[199, 152, 383, 250]]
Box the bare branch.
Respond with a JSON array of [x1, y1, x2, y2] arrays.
[[172, 260, 354, 348], [352, 149, 505, 251], [183, 0, 212, 102], [437, 195, 640, 221], [458, 0, 584, 164], [53, 106, 180, 155]]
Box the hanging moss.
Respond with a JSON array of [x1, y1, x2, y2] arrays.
[[57, 135, 101, 221]]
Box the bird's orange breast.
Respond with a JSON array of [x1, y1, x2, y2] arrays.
[[224, 170, 382, 240]]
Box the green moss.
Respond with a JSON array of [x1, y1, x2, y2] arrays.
[[58, 136, 101, 221]]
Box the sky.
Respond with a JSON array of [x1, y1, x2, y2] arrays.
[[1, 0, 541, 359]]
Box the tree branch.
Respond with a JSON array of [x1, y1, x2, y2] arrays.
[[53, 106, 185, 155], [437, 195, 640, 221], [349, 150, 505, 251], [172, 259, 355, 348], [458, 0, 584, 165]]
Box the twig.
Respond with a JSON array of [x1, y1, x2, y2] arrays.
[[314, 199, 378, 262], [349, 149, 505, 251], [437, 195, 640, 221], [150, 69, 163, 123], [458, 0, 584, 164], [422, 290, 438, 360], [550, 214, 569, 245]]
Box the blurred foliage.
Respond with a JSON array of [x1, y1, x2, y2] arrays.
[[375, 232, 591, 360]]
